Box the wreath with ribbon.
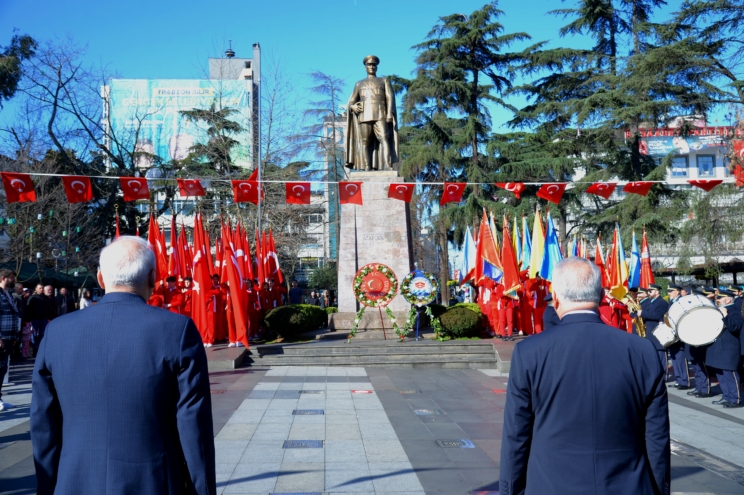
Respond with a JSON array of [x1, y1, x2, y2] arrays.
[[400, 270, 439, 307], [353, 263, 398, 308]]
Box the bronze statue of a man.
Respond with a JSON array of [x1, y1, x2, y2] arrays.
[[345, 55, 399, 171]]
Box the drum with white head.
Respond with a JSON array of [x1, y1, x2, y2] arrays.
[[666, 294, 723, 346], [652, 322, 678, 348]]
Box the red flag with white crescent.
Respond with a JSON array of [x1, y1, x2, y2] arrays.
[[1, 172, 36, 203], [285, 182, 311, 204], [585, 182, 616, 200], [623, 181, 653, 196], [536, 183, 567, 204], [61, 176, 93, 203], [687, 179, 723, 192], [440, 182, 466, 205], [119, 177, 150, 201], [387, 183, 415, 202], [232, 180, 260, 204], [494, 182, 525, 199], [339, 181, 363, 205], [177, 178, 205, 197]]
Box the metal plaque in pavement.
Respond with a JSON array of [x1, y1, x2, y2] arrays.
[[292, 409, 324, 415], [210, 390, 225, 394], [414, 409, 443, 416], [399, 390, 422, 394], [436, 439, 475, 449], [283, 440, 324, 449], [300, 390, 324, 395], [270, 492, 322, 495]]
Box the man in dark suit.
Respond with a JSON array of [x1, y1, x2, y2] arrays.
[[707, 290, 743, 408], [500, 257, 670, 495], [31, 236, 216, 495], [541, 293, 560, 330], [640, 283, 670, 375]]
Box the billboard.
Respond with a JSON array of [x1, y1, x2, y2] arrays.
[[629, 126, 742, 158], [107, 79, 252, 168]]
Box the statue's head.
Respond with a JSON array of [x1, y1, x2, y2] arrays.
[[363, 55, 379, 75]]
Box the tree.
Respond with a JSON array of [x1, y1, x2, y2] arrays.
[[396, 1, 535, 294], [0, 33, 36, 107], [308, 263, 337, 290]]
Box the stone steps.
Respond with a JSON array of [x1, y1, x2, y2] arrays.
[[244, 342, 499, 369]]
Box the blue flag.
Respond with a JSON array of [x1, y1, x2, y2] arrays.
[[539, 211, 564, 282], [628, 231, 641, 289], [521, 215, 532, 271]]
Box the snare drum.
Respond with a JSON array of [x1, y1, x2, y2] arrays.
[[652, 322, 678, 348], [667, 295, 723, 346]]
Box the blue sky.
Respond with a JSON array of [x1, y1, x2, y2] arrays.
[[0, 0, 681, 133]]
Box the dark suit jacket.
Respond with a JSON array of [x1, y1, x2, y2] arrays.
[[500, 312, 670, 495], [706, 304, 743, 371], [642, 297, 669, 350], [31, 292, 216, 495], [542, 305, 561, 330]]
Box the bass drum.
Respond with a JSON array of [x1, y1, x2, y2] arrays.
[[667, 294, 723, 346]]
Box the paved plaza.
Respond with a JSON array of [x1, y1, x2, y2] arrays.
[[3, 359, 744, 494]]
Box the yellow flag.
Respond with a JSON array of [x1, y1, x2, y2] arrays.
[[528, 207, 545, 279]]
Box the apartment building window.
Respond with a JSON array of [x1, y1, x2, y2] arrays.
[[697, 155, 715, 177], [304, 214, 323, 224], [671, 156, 688, 177]]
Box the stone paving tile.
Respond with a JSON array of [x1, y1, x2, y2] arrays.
[[273, 462, 325, 492], [216, 423, 258, 441], [326, 462, 375, 492]]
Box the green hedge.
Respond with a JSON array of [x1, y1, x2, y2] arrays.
[[451, 302, 482, 315], [439, 306, 480, 338], [263, 304, 328, 338], [428, 303, 447, 318], [325, 307, 338, 314]]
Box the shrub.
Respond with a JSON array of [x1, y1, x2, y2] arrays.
[[263, 304, 327, 338], [439, 307, 480, 338], [452, 302, 482, 315], [325, 307, 338, 314]]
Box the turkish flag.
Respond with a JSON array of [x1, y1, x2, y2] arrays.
[[494, 182, 525, 199], [177, 178, 205, 197], [585, 182, 617, 199], [733, 140, 744, 160], [285, 182, 311, 204], [388, 183, 415, 202], [734, 165, 744, 187], [440, 182, 466, 205], [232, 180, 260, 204], [119, 177, 150, 201], [1, 172, 36, 203], [536, 183, 567, 204], [688, 179, 723, 192], [623, 181, 653, 196], [61, 176, 93, 203], [339, 181, 363, 205]]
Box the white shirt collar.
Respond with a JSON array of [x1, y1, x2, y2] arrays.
[[562, 310, 598, 316]]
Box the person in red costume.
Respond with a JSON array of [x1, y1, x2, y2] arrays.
[[477, 279, 496, 336], [181, 277, 193, 318], [205, 274, 226, 347], [496, 284, 516, 341], [599, 288, 614, 326], [225, 284, 237, 347], [264, 278, 285, 310], [163, 276, 185, 315], [518, 271, 533, 336], [528, 277, 549, 334]]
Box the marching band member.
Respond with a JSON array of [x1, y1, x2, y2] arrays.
[[685, 289, 711, 398], [707, 290, 744, 408], [667, 285, 690, 390], [639, 284, 669, 374], [162, 276, 185, 315], [182, 277, 193, 318], [497, 284, 516, 341]]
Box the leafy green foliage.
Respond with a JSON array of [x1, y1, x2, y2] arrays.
[[439, 306, 481, 338], [0, 33, 36, 106], [263, 304, 327, 338], [308, 263, 337, 290], [325, 306, 338, 314]]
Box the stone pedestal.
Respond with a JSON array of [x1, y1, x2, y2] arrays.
[[335, 170, 413, 333]]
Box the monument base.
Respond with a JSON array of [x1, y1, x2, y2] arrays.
[[329, 310, 410, 338]]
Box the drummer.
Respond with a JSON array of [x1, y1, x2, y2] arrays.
[[667, 285, 690, 390], [685, 289, 712, 398], [639, 284, 670, 375], [706, 290, 744, 408]]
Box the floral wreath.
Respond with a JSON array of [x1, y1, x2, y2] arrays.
[[352, 263, 398, 308], [400, 270, 439, 307]]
